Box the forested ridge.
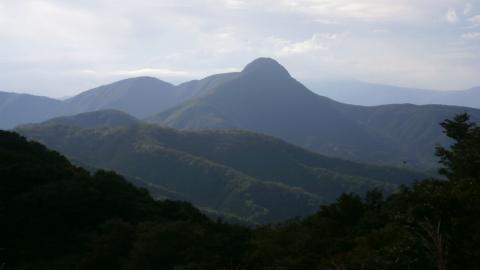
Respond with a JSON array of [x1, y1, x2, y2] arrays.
[[16, 116, 425, 224], [1, 113, 480, 269]]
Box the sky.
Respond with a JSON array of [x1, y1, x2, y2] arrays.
[[1, 0, 480, 97]]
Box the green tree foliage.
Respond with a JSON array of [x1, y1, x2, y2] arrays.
[[244, 113, 480, 270], [1, 113, 480, 269], [436, 113, 480, 181], [16, 120, 426, 223]]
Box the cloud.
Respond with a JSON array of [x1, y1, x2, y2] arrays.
[[372, 29, 391, 34], [224, 0, 247, 9], [310, 18, 339, 25], [464, 3, 473, 15], [315, 34, 480, 90], [461, 32, 480, 40], [0, 1, 130, 46], [277, 0, 426, 22], [112, 68, 191, 77], [1, 0, 480, 96], [274, 34, 337, 55], [469, 15, 480, 27], [445, 8, 458, 23], [280, 39, 327, 55], [110, 67, 241, 78]]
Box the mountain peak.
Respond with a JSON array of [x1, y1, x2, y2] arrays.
[[241, 57, 291, 77], [114, 76, 174, 87]]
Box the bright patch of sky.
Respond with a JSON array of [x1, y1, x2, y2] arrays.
[[1, 0, 479, 97]]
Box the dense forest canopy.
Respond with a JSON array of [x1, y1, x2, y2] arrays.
[[1, 113, 479, 269], [16, 116, 426, 224]]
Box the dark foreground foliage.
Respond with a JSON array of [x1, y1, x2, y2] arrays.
[[1, 113, 479, 270]]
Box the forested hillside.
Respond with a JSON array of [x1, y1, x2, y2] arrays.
[[2, 114, 480, 269], [16, 113, 425, 223]]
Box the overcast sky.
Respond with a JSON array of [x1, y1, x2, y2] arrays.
[[1, 0, 480, 97]]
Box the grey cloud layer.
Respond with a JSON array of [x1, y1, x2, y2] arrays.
[[1, 0, 479, 97]]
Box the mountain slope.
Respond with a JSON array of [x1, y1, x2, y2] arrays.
[[64, 76, 178, 118], [1, 74, 243, 129], [444, 86, 480, 108], [1, 77, 187, 129], [16, 112, 426, 222], [17, 109, 140, 129], [149, 58, 396, 163], [339, 104, 480, 169], [148, 58, 480, 170], [0, 130, 220, 268], [0, 91, 64, 129], [16, 124, 322, 223], [309, 80, 480, 108], [175, 72, 240, 100], [4, 58, 479, 170]]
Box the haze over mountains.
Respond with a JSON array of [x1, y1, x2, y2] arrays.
[[4, 0, 480, 266], [2, 57, 480, 171], [147, 58, 480, 169], [0, 77, 181, 129], [64, 77, 180, 118], [3, 56, 480, 261], [309, 80, 480, 108], [0, 73, 244, 129], [0, 92, 64, 129]]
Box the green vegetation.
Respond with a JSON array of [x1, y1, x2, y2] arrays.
[[2, 113, 480, 269], [0, 130, 212, 269], [16, 116, 425, 223]]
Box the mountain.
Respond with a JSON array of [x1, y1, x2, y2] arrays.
[[64, 76, 179, 118], [15, 124, 320, 223], [443, 86, 480, 108], [0, 130, 218, 269], [16, 111, 426, 223], [0, 77, 189, 129], [0, 91, 64, 129], [3, 112, 480, 270], [175, 72, 241, 100], [4, 58, 480, 170], [17, 109, 140, 129], [148, 58, 480, 170], [308, 79, 480, 108]]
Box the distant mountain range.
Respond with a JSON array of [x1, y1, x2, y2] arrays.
[[147, 58, 480, 170], [0, 91, 64, 129], [0, 73, 249, 129], [63, 77, 179, 118], [2, 57, 480, 170], [0, 77, 183, 129], [308, 80, 480, 108], [16, 110, 425, 223]]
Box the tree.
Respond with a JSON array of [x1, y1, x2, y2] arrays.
[[436, 113, 480, 182]]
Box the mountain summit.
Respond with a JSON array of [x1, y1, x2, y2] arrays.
[[241, 57, 291, 78], [64, 76, 177, 118], [3, 57, 480, 170], [149, 58, 480, 170]]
